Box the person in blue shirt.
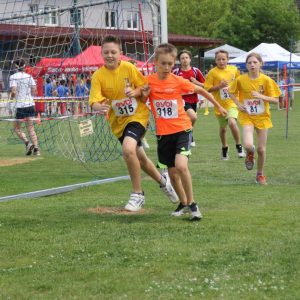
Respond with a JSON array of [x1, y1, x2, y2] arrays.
[[56, 79, 70, 115]]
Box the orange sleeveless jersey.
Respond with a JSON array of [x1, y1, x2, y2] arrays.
[[147, 73, 194, 135]]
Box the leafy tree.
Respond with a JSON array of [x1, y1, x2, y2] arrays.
[[168, 0, 300, 51]]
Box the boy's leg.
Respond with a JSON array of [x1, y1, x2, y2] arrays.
[[174, 154, 193, 205], [122, 136, 143, 193], [168, 166, 187, 206], [243, 125, 255, 170]]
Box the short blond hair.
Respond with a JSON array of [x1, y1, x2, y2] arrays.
[[154, 43, 177, 60]]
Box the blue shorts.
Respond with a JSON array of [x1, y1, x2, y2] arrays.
[[16, 106, 36, 119]]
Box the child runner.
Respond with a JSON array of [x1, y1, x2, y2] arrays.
[[229, 52, 281, 185], [142, 43, 227, 221], [204, 50, 245, 160], [172, 49, 205, 147], [89, 35, 178, 212]]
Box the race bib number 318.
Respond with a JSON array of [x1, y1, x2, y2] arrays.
[[154, 99, 178, 119]]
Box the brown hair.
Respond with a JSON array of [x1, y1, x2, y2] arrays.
[[178, 49, 192, 60], [101, 35, 122, 50], [154, 43, 177, 60], [246, 52, 263, 65], [14, 58, 26, 71], [215, 50, 229, 58]]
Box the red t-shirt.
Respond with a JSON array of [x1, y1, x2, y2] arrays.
[[147, 73, 194, 135], [172, 67, 205, 104]]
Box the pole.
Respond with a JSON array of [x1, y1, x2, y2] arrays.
[[285, 40, 293, 139], [71, 0, 81, 56], [160, 0, 168, 43]]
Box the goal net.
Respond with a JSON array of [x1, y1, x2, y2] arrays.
[[0, 0, 157, 166]]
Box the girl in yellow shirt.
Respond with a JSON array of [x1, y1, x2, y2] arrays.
[[229, 53, 281, 185]]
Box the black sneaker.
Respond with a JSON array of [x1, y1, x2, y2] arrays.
[[221, 146, 229, 160], [189, 202, 202, 221], [171, 203, 187, 217], [236, 144, 246, 158]]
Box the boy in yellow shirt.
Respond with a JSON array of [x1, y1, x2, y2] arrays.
[[89, 35, 178, 211]]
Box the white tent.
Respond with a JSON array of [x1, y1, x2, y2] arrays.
[[228, 43, 300, 69], [204, 44, 247, 59]]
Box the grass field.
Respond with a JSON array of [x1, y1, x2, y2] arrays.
[[0, 97, 300, 299]]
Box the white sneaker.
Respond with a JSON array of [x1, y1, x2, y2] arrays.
[[160, 172, 179, 204], [125, 192, 145, 212], [190, 141, 196, 147], [25, 142, 34, 155], [189, 202, 202, 221], [171, 203, 187, 216]]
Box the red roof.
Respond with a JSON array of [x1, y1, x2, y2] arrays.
[[0, 24, 222, 47]]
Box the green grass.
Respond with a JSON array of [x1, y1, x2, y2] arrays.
[[0, 98, 300, 299]]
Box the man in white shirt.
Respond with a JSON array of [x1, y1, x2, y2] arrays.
[[9, 58, 40, 156]]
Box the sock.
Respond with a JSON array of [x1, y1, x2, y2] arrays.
[[256, 172, 263, 176]]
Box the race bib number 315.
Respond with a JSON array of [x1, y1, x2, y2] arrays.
[[244, 99, 265, 115], [154, 99, 178, 119], [112, 98, 137, 116]]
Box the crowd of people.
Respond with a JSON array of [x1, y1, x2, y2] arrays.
[[9, 35, 282, 220]]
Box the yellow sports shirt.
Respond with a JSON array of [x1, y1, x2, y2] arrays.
[[204, 65, 240, 115], [229, 73, 281, 128], [89, 61, 148, 138]]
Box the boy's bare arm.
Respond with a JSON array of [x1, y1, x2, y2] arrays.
[[140, 85, 150, 102], [194, 85, 227, 117], [91, 100, 110, 115]]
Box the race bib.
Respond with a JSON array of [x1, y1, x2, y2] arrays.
[[220, 87, 230, 100], [153, 99, 178, 119], [111, 98, 137, 117], [244, 99, 265, 115]]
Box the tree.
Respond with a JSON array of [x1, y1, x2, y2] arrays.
[[168, 0, 300, 51]]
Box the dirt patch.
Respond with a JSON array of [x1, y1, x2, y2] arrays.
[[87, 206, 151, 215], [0, 157, 42, 167]]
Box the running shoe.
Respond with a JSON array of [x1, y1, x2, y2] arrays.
[[125, 192, 145, 212], [236, 144, 246, 158], [25, 142, 34, 155], [189, 202, 202, 221], [171, 203, 187, 216], [245, 147, 255, 170], [160, 172, 179, 204], [255, 175, 267, 185]]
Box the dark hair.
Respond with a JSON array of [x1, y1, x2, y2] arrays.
[[101, 35, 122, 49], [46, 78, 51, 84], [154, 43, 177, 60], [14, 58, 26, 71], [178, 49, 192, 60]]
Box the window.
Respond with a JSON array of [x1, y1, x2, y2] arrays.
[[127, 11, 139, 30], [44, 6, 58, 25], [70, 8, 83, 26], [105, 11, 117, 28], [28, 3, 38, 24]]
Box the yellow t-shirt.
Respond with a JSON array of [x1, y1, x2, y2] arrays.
[[229, 73, 281, 124], [204, 65, 240, 115], [89, 61, 148, 138]]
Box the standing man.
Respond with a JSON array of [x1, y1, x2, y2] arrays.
[[9, 58, 40, 156]]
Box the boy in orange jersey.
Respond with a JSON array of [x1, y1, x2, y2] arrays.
[[142, 43, 227, 221]]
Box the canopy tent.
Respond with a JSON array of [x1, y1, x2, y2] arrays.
[[228, 43, 300, 69], [29, 45, 153, 77], [204, 44, 246, 59]]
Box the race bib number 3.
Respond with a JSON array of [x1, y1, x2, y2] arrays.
[[154, 99, 178, 119], [220, 87, 230, 100], [244, 99, 265, 115], [111, 98, 137, 117]]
